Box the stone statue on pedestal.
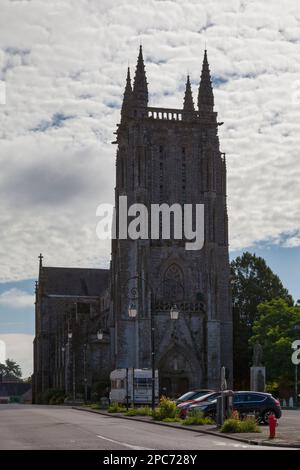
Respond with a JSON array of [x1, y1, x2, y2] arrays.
[[250, 341, 266, 392], [253, 341, 263, 366]]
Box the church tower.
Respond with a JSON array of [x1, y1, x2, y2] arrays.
[[111, 47, 232, 393]]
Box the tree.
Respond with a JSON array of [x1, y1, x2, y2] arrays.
[[250, 299, 300, 394], [231, 252, 293, 388], [0, 358, 22, 379]]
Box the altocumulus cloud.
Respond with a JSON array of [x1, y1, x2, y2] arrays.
[[0, 288, 34, 309], [0, 0, 300, 282]]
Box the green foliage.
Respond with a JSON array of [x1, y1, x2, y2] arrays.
[[221, 416, 260, 433], [221, 418, 240, 433], [238, 417, 261, 433], [250, 298, 300, 383], [91, 380, 110, 401], [90, 403, 101, 410], [265, 381, 279, 396], [40, 388, 65, 405], [136, 406, 152, 416], [183, 410, 214, 426], [107, 402, 127, 413], [162, 417, 182, 423], [0, 358, 22, 379], [152, 396, 179, 421], [231, 252, 293, 388], [9, 396, 21, 403], [124, 406, 152, 417]]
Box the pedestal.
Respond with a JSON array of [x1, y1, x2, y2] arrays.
[[250, 366, 266, 392]]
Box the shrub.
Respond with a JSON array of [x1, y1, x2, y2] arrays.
[[107, 402, 127, 413], [124, 406, 152, 417], [90, 403, 101, 410], [43, 389, 65, 405], [136, 406, 152, 416], [124, 408, 138, 416], [162, 417, 182, 423], [238, 416, 261, 433], [183, 410, 214, 426], [9, 396, 21, 403], [152, 396, 179, 421], [221, 416, 261, 433], [55, 395, 65, 405], [220, 418, 241, 433]]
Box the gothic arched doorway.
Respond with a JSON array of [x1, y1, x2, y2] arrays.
[[159, 347, 195, 398]]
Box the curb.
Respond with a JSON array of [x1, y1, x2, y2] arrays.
[[72, 407, 300, 449]]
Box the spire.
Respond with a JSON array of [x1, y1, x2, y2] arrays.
[[198, 50, 214, 113], [121, 67, 133, 119], [133, 45, 148, 109], [183, 75, 195, 112]]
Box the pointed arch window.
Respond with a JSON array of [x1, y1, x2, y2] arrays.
[[162, 263, 184, 302]]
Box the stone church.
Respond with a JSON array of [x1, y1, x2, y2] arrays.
[[33, 47, 232, 402]]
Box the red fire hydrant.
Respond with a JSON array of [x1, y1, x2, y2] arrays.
[[269, 414, 277, 439]]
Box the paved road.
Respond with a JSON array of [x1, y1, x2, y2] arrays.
[[0, 404, 290, 450]]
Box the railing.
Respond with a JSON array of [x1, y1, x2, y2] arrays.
[[154, 301, 205, 313], [147, 107, 185, 121], [146, 106, 219, 124]]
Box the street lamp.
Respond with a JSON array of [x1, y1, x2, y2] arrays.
[[170, 304, 179, 320], [128, 303, 138, 319], [126, 278, 180, 410], [97, 330, 104, 341]]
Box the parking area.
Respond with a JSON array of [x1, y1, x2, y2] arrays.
[[251, 409, 300, 446]]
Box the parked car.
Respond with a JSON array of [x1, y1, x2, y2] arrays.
[[189, 391, 282, 424], [177, 391, 219, 418], [175, 389, 215, 405]]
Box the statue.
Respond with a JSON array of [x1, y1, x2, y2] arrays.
[[253, 341, 263, 366]]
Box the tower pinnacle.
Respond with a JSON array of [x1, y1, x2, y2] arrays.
[[121, 67, 133, 119], [183, 75, 195, 112], [133, 45, 148, 109], [198, 49, 214, 113]]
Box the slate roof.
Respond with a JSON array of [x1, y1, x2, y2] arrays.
[[0, 382, 31, 397], [41, 267, 109, 297]]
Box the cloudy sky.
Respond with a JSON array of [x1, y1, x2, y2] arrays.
[[0, 0, 300, 376]]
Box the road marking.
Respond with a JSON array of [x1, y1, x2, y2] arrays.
[[213, 440, 251, 449], [96, 434, 152, 450]]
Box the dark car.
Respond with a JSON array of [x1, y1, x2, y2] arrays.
[[175, 389, 215, 405], [177, 391, 219, 418], [189, 391, 282, 424]]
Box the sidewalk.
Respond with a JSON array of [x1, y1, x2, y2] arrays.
[[73, 407, 300, 448]]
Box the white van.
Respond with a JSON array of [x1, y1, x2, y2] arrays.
[[110, 368, 159, 405]]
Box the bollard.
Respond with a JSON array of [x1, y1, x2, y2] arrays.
[[268, 414, 277, 439]]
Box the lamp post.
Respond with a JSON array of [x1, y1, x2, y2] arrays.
[[68, 331, 75, 402], [126, 276, 180, 410], [83, 343, 88, 403], [61, 345, 67, 395]]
